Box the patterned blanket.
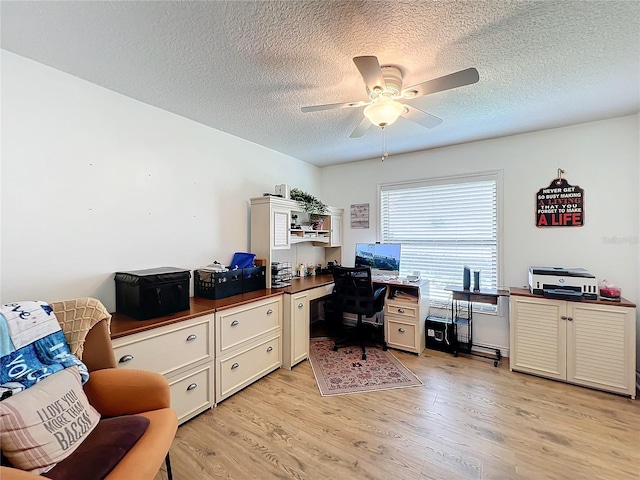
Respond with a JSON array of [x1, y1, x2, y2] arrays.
[[0, 298, 109, 399]]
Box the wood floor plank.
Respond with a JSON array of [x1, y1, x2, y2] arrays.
[[155, 349, 640, 480]]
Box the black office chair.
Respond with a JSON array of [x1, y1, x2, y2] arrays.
[[330, 266, 387, 360]]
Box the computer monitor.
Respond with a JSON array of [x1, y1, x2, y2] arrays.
[[354, 243, 401, 277]]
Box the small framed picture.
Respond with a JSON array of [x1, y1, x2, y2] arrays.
[[350, 203, 369, 229]]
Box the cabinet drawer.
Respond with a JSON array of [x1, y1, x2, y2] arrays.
[[113, 315, 212, 376], [386, 302, 419, 321], [217, 298, 281, 354], [169, 365, 213, 424], [386, 319, 418, 350], [217, 335, 281, 400]]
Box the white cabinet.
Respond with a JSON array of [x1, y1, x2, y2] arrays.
[[272, 207, 290, 249], [383, 281, 429, 354], [510, 292, 636, 398], [111, 314, 214, 424], [326, 209, 343, 247], [385, 298, 426, 354], [250, 196, 343, 288], [215, 296, 283, 402], [282, 292, 309, 369]]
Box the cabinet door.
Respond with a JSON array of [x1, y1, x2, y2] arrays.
[[329, 213, 343, 247], [272, 207, 290, 249], [291, 293, 310, 366], [510, 296, 566, 380], [566, 303, 636, 396]]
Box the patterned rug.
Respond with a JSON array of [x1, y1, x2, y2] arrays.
[[308, 337, 424, 396]]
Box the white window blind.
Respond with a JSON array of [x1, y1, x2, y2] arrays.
[[380, 175, 498, 307]]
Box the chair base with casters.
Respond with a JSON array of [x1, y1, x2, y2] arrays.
[[330, 266, 388, 361], [332, 314, 387, 361]]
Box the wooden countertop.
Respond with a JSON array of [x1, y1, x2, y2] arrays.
[[509, 287, 636, 308], [279, 274, 335, 294], [191, 289, 283, 311], [110, 290, 284, 339], [110, 300, 214, 339]]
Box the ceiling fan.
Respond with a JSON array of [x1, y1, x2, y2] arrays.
[[301, 56, 479, 138]]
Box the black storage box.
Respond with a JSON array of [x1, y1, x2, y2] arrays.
[[115, 267, 191, 320], [194, 269, 243, 300], [242, 266, 266, 293], [425, 316, 457, 353]]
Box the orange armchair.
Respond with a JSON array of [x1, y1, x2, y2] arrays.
[[1, 302, 178, 480]]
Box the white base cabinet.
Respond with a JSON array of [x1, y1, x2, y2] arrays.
[[383, 281, 429, 354], [283, 292, 309, 369], [215, 296, 283, 402], [510, 292, 636, 398], [111, 314, 215, 424], [282, 282, 334, 369]]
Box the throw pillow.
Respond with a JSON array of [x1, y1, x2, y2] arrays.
[[0, 366, 100, 474], [42, 415, 150, 480]]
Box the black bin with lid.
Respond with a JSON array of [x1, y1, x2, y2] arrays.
[[115, 267, 191, 320]]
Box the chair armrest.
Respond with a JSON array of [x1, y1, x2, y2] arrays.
[[373, 286, 387, 300], [0, 466, 42, 479], [373, 286, 387, 311], [83, 368, 171, 417]]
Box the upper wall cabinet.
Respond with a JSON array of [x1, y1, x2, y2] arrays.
[[325, 208, 342, 247], [250, 196, 343, 287]]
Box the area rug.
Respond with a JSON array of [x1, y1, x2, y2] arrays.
[[308, 337, 424, 396]]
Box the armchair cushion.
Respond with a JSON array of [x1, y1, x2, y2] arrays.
[[0, 367, 100, 474], [42, 415, 150, 480]]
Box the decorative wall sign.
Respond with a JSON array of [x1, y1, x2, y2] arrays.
[[536, 170, 584, 227], [350, 203, 370, 229]]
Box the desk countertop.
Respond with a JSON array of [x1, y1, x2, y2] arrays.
[[280, 274, 335, 294]]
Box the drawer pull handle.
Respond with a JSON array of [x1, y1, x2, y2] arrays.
[[398, 328, 406, 333], [231, 320, 240, 326], [298, 303, 304, 308], [567, 316, 573, 322], [187, 383, 198, 391], [231, 363, 240, 369], [266, 346, 273, 352], [561, 316, 568, 320], [397, 308, 405, 314], [186, 334, 198, 342], [119, 355, 134, 363], [266, 309, 273, 315]]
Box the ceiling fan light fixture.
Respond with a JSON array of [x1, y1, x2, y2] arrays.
[[364, 97, 404, 127]]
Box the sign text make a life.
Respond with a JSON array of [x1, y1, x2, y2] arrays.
[[536, 178, 584, 227]]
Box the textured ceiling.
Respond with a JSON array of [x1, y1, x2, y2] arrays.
[[2, 1, 639, 167]]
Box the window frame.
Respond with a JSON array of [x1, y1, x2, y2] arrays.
[[377, 170, 504, 312]]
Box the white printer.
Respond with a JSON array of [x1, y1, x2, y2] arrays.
[[529, 266, 598, 300]]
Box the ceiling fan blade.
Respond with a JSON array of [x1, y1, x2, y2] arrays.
[[349, 116, 371, 138], [353, 56, 386, 92], [402, 67, 479, 98], [401, 104, 443, 129], [301, 100, 366, 113]]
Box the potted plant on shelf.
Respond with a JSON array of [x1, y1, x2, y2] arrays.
[[290, 188, 328, 230]]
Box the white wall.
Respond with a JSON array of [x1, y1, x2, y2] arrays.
[[3, 51, 638, 369], [321, 114, 640, 358], [0, 51, 322, 311]]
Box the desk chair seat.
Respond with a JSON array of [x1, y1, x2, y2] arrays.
[[330, 266, 387, 360]]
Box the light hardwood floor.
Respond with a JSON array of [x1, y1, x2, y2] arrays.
[[155, 349, 640, 480]]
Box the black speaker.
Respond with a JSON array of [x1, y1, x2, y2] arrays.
[[463, 266, 471, 290]]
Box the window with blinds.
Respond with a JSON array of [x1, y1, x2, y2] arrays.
[[380, 173, 499, 309]]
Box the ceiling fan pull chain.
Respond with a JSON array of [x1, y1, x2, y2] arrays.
[[381, 127, 388, 162]]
